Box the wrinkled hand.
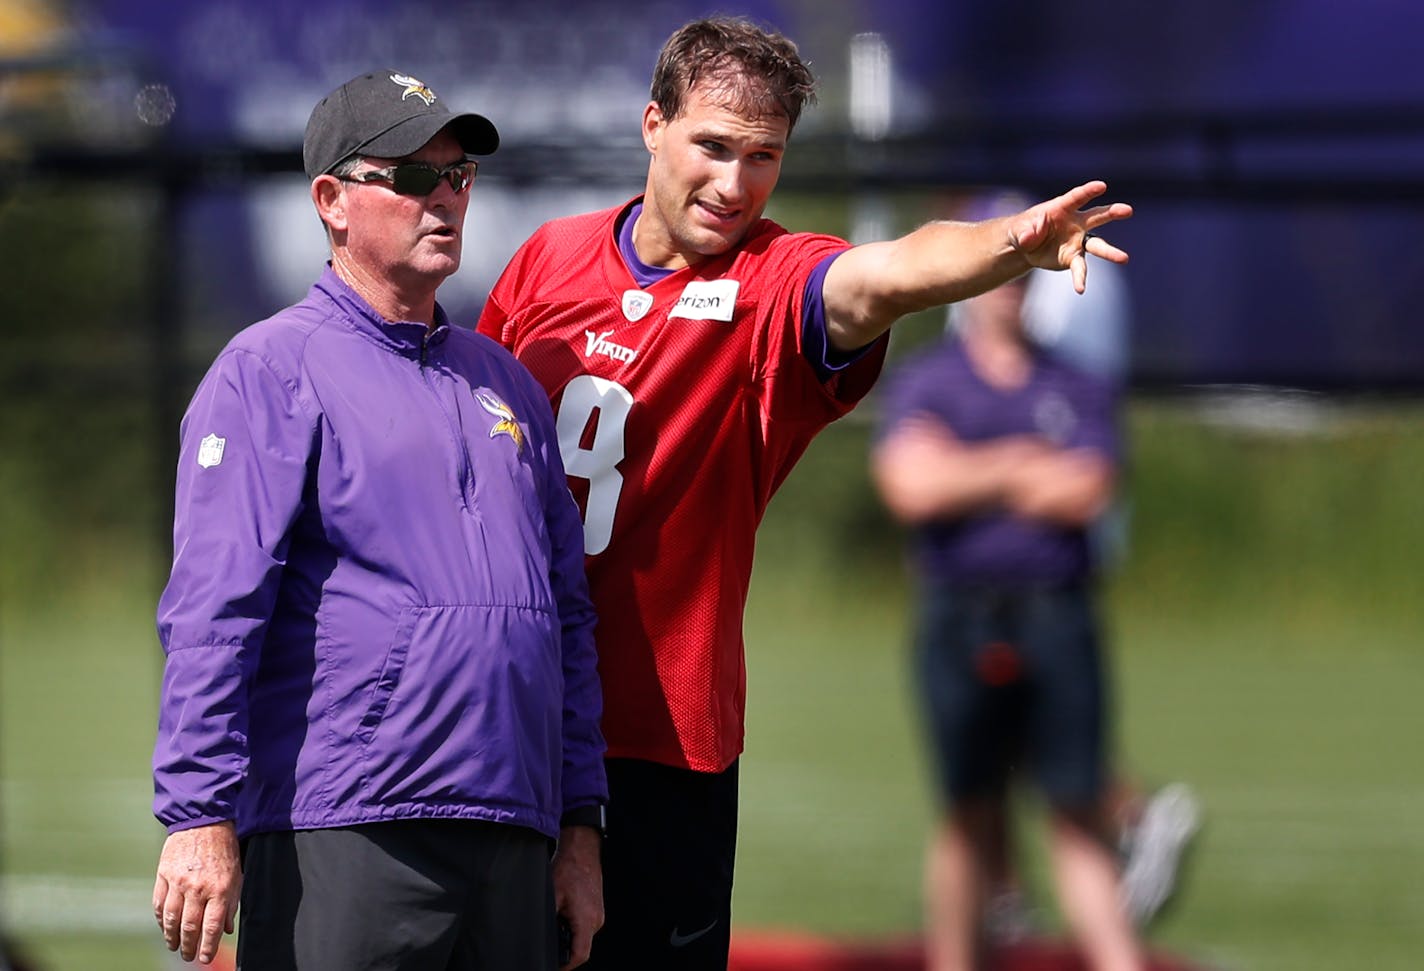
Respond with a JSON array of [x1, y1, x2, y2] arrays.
[[1007, 181, 1133, 293], [553, 825, 604, 969], [153, 821, 241, 964]]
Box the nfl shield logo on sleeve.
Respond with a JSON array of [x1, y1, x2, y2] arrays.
[[197, 434, 226, 468]]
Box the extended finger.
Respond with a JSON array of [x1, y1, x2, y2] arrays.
[[152, 875, 168, 928], [180, 891, 207, 962], [160, 885, 185, 951], [1083, 201, 1134, 229], [198, 894, 229, 964], [1083, 231, 1130, 265], [1058, 180, 1108, 210], [1071, 249, 1088, 294]]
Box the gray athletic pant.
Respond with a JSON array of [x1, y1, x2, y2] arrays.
[[236, 819, 556, 971]]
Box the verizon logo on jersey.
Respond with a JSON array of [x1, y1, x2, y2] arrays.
[[668, 279, 739, 322], [583, 330, 638, 364]]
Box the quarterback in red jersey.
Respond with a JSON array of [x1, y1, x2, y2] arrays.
[[480, 207, 876, 774], [478, 16, 1133, 971]]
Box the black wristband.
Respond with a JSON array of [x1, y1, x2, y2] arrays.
[[560, 803, 607, 836]]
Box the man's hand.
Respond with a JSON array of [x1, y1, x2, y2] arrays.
[[553, 825, 604, 969], [824, 180, 1133, 351], [872, 416, 1052, 524], [153, 821, 241, 964], [1005, 447, 1115, 525], [1007, 181, 1133, 293]]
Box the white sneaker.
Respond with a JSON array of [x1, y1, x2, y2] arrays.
[[1120, 783, 1202, 926]]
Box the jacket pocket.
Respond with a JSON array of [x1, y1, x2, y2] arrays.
[[354, 608, 418, 746]]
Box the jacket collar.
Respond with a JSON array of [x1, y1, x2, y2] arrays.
[[314, 264, 450, 358]]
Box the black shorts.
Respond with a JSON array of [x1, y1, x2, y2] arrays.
[[583, 758, 739, 971], [236, 819, 556, 971], [912, 582, 1108, 810]]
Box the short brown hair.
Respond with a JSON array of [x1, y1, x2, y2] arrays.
[[650, 16, 817, 132]]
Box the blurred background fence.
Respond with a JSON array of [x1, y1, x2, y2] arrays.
[[2, 1, 1422, 969]]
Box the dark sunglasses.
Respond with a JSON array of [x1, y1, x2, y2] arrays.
[[338, 158, 478, 196]]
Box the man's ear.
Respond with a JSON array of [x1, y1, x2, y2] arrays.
[[311, 175, 348, 232], [641, 101, 664, 153]]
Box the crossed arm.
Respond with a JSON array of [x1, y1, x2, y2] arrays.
[[872, 416, 1115, 528], [823, 181, 1132, 353]]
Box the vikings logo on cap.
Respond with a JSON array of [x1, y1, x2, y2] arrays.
[[390, 73, 436, 106], [475, 391, 525, 453]]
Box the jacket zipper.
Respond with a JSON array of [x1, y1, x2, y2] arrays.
[[421, 330, 477, 509]]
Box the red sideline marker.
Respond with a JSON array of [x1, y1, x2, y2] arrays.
[[728, 930, 1216, 971]]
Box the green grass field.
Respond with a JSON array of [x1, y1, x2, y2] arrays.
[[2, 399, 1422, 970]]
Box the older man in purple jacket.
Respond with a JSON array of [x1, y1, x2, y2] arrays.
[[150, 70, 606, 971]]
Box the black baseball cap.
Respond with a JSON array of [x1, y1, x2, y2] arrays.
[[303, 70, 499, 179]]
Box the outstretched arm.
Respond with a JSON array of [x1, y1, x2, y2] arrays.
[[823, 181, 1132, 352]]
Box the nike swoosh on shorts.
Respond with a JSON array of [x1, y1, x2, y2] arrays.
[[669, 921, 718, 948]]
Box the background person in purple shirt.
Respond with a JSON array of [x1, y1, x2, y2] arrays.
[[872, 264, 1142, 970], [150, 70, 606, 970]]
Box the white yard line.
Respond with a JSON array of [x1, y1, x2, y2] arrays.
[[1, 874, 155, 933]]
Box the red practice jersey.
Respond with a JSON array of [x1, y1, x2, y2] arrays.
[[478, 199, 885, 771]]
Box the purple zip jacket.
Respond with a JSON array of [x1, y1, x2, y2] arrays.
[[153, 266, 605, 840]]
